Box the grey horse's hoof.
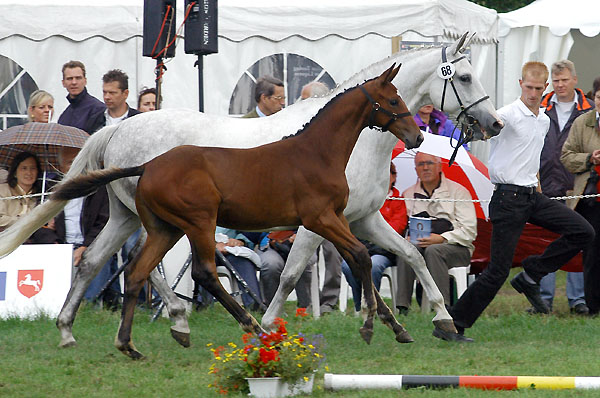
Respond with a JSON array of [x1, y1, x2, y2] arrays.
[[170, 328, 191, 348], [395, 329, 414, 343], [58, 339, 77, 348], [433, 319, 457, 334], [359, 326, 373, 344]]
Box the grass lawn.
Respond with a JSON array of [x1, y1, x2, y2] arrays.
[[1, 269, 598, 398]]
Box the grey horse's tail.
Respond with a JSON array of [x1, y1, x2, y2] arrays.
[[52, 165, 145, 202], [0, 125, 120, 258]]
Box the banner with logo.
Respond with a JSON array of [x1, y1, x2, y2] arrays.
[[0, 244, 72, 319]]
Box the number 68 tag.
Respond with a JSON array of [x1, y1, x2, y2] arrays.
[[437, 62, 455, 79]]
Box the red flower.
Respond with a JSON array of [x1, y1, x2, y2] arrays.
[[242, 333, 253, 344], [259, 347, 279, 364], [213, 345, 225, 358], [296, 308, 308, 318]]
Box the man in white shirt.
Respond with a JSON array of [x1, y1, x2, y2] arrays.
[[445, 62, 594, 341], [89, 69, 140, 133]]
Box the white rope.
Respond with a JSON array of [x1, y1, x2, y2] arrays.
[[0, 192, 50, 201], [387, 193, 600, 203]]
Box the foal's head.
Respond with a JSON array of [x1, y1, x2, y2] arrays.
[[362, 64, 423, 149]]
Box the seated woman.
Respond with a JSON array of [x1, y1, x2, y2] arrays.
[[0, 151, 41, 231], [341, 162, 407, 312]]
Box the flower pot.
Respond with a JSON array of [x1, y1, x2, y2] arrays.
[[246, 374, 314, 398]]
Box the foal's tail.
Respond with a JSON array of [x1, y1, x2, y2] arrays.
[[0, 125, 120, 258], [52, 166, 145, 202]]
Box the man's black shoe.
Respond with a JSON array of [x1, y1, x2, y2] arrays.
[[510, 272, 549, 314], [432, 326, 474, 343], [396, 306, 409, 316], [570, 303, 590, 315]]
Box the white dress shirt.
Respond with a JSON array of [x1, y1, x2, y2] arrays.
[[489, 98, 550, 187]]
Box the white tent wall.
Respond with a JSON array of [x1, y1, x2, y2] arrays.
[[498, 0, 600, 107]]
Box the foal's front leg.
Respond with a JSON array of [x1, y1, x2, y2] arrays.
[[351, 212, 458, 335], [306, 213, 378, 344]]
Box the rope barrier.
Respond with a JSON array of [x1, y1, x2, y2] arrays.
[[387, 193, 600, 203], [1, 192, 599, 203]]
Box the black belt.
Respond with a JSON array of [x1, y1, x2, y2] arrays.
[[494, 183, 536, 195]]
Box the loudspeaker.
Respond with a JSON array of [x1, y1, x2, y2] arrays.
[[184, 0, 218, 55], [143, 0, 177, 58]]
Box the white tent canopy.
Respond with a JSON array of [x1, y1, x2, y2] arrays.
[[0, 0, 498, 122], [498, 0, 600, 106]]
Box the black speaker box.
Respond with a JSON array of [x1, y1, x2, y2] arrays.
[[184, 0, 218, 55], [143, 0, 177, 58]]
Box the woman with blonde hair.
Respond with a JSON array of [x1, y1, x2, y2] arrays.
[[28, 90, 54, 123]]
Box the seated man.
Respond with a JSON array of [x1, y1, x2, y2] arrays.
[[259, 230, 315, 309], [341, 162, 407, 312], [396, 152, 477, 312], [214, 227, 263, 310]]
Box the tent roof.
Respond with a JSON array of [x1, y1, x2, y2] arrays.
[[499, 0, 600, 37], [0, 0, 498, 43]]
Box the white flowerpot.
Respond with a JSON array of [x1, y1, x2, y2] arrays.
[[246, 374, 315, 398]]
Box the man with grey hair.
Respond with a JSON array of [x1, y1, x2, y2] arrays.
[[537, 59, 594, 315], [301, 81, 329, 100], [242, 76, 285, 118]]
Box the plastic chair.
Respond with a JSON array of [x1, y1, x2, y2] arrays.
[[421, 265, 470, 313], [338, 266, 397, 314], [216, 265, 243, 305]]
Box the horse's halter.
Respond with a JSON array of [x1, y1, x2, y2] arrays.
[[359, 85, 412, 132], [439, 46, 490, 165]]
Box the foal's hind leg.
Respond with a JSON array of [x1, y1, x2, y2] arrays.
[[304, 212, 378, 344], [186, 230, 264, 337], [134, 229, 191, 347]]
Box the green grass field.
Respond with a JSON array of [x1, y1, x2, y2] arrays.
[[1, 269, 599, 398]]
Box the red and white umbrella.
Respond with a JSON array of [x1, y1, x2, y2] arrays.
[[392, 132, 493, 219]]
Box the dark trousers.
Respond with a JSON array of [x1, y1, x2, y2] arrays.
[[450, 190, 594, 329], [576, 201, 600, 314]]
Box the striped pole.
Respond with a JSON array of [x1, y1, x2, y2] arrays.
[[323, 374, 600, 390]]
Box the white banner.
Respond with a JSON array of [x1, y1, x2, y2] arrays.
[[0, 244, 72, 319]]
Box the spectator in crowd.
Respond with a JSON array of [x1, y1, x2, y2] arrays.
[[395, 152, 476, 313], [300, 80, 343, 314], [58, 60, 105, 134], [536, 60, 593, 315], [415, 104, 465, 147], [89, 69, 140, 133], [301, 81, 329, 100], [30, 147, 119, 304], [341, 162, 407, 313], [28, 90, 54, 123], [560, 76, 600, 317], [447, 62, 594, 342], [137, 87, 157, 112], [242, 76, 285, 118], [215, 227, 263, 310], [0, 152, 41, 231]]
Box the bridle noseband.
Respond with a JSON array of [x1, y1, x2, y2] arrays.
[[359, 85, 412, 132], [439, 46, 490, 165]]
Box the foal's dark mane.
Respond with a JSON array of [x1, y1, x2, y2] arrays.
[[282, 75, 380, 141]]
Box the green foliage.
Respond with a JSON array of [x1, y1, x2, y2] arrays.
[[468, 0, 535, 13]]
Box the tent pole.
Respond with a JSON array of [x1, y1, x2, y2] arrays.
[[194, 55, 204, 112]]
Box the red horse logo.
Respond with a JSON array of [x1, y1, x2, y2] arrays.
[[17, 270, 44, 298]]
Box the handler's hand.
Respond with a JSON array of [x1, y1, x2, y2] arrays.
[[73, 246, 87, 267], [417, 233, 446, 248]]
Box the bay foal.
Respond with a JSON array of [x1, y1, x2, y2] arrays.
[[52, 64, 423, 359]]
